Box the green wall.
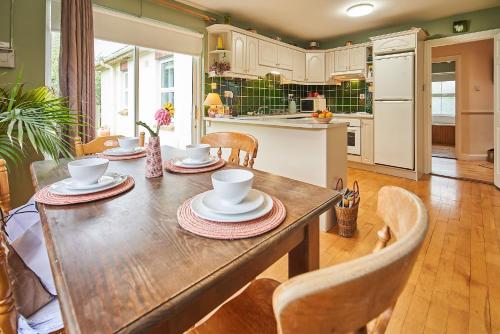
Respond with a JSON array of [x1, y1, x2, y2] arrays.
[[320, 6, 500, 48]]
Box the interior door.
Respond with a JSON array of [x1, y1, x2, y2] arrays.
[[494, 33, 500, 187]]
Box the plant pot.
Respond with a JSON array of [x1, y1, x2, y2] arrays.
[[145, 136, 163, 178]]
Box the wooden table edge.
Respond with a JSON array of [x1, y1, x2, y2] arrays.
[[31, 162, 84, 334]]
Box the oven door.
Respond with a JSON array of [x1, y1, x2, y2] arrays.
[[347, 127, 361, 155], [300, 99, 314, 112]]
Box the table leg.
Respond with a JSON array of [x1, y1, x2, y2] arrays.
[[288, 216, 320, 278]]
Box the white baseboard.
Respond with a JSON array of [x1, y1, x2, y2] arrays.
[[456, 153, 487, 161]]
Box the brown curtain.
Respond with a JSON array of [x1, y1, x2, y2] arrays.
[[59, 0, 96, 143]]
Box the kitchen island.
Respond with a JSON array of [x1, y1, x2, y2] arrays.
[[205, 116, 348, 231]]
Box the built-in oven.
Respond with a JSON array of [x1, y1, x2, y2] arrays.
[[333, 118, 361, 155]]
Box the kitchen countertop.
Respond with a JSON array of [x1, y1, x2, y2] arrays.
[[204, 116, 348, 129], [332, 112, 373, 119]]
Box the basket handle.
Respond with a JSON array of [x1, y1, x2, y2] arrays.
[[335, 178, 344, 191], [353, 180, 360, 195]]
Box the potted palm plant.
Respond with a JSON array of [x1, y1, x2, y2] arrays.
[[0, 75, 78, 168]]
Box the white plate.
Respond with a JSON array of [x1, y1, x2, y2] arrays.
[[190, 190, 273, 223], [182, 156, 213, 165], [174, 156, 219, 169], [103, 147, 145, 156], [202, 189, 264, 215], [50, 173, 128, 196], [62, 174, 116, 190]]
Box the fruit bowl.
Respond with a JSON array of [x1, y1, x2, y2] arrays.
[[313, 117, 333, 124]]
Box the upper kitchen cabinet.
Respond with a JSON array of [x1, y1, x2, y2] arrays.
[[372, 31, 417, 55], [305, 53, 325, 83], [325, 52, 335, 78], [292, 50, 306, 82], [231, 31, 247, 74], [333, 45, 368, 73], [334, 49, 349, 72], [349, 46, 366, 71], [259, 40, 278, 67], [277, 46, 293, 70], [259, 40, 293, 70], [246, 36, 259, 74]]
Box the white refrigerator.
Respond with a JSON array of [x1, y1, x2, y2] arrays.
[[373, 52, 415, 169]]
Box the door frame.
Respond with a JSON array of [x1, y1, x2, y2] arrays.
[[430, 55, 461, 158], [423, 28, 500, 174]]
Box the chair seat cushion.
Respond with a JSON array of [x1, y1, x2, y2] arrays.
[[188, 278, 280, 334]]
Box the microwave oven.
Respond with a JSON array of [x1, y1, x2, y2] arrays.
[[300, 98, 326, 113]]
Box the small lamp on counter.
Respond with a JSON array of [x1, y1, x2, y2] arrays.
[[204, 92, 223, 118]]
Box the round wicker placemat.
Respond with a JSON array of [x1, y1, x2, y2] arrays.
[[177, 196, 286, 240], [34, 177, 135, 205], [97, 151, 146, 161], [164, 159, 226, 174]]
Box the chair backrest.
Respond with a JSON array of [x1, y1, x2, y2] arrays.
[[74, 132, 145, 157], [0, 160, 19, 334], [201, 132, 258, 168], [272, 186, 428, 334]]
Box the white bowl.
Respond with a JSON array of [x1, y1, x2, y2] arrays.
[[186, 144, 211, 162], [68, 158, 109, 185], [211, 169, 254, 205], [118, 137, 139, 152]]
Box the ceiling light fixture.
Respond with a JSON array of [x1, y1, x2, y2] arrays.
[[346, 3, 374, 17]]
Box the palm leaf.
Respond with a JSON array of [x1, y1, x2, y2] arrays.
[[0, 74, 80, 167]]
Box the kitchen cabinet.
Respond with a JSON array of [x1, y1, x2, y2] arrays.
[[259, 40, 293, 70], [259, 40, 278, 67], [373, 33, 416, 55], [231, 32, 247, 74], [246, 36, 259, 74], [325, 51, 335, 78], [305, 53, 325, 83], [277, 46, 293, 70], [349, 46, 366, 71], [334, 49, 350, 72], [292, 50, 305, 82], [361, 119, 374, 164]]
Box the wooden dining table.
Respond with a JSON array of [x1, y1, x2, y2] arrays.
[[30, 147, 340, 334]]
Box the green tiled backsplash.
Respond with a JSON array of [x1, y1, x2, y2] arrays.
[[204, 74, 373, 116]]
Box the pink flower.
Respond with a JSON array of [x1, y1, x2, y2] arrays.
[[155, 108, 172, 126]]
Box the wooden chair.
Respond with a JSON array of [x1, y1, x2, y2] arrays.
[[201, 132, 258, 168], [0, 160, 64, 334], [188, 186, 428, 334], [74, 132, 145, 157]]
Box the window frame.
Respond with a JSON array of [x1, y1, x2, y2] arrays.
[[160, 56, 175, 106]]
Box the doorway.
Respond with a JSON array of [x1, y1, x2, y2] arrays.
[[428, 38, 495, 184]]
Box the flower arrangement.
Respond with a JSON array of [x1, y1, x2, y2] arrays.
[[209, 60, 230, 75], [136, 102, 175, 137]]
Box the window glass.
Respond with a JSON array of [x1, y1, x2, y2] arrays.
[[431, 80, 456, 117]]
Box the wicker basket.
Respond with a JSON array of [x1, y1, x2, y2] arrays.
[[334, 180, 360, 238]]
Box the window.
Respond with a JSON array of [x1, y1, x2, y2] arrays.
[[432, 80, 455, 116], [160, 57, 174, 105], [121, 70, 129, 108]]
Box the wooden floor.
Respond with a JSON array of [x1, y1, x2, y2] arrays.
[[432, 144, 457, 159], [432, 156, 494, 184], [260, 167, 500, 333]]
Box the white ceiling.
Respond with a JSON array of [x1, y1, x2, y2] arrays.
[[176, 0, 498, 40]]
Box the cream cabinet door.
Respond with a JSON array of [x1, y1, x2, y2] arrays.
[[231, 32, 246, 74], [361, 119, 374, 164], [277, 46, 293, 70], [349, 46, 366, 71], [334, 49, 349, 72], [292, 50, 305, 82], [305, 53, 325, 83], [259, 40, 278, 67], [325, 51, 335, 78], [246, 36, 259, 75]]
